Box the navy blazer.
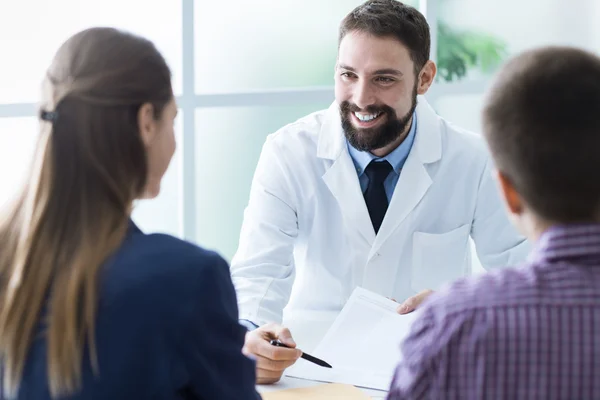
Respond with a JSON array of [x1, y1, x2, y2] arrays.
[[15, 221, 259, 399]]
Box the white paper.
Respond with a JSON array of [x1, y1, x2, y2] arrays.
[[285, 287, 419, 391]]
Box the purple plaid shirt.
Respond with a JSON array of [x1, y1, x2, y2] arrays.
[[387, 224, 600, 400]]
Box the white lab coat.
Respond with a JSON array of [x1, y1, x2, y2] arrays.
[[231, 96, 530, 326]]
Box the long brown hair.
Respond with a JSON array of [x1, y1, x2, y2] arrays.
[[0, 27, 172, 398]]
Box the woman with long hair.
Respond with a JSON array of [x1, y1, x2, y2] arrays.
[[0, 27, 258, 399]]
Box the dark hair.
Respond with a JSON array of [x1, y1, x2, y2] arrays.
[[339, 0, 430, 74], [482, 46, 600, 223], [0, 27, 172, 398]]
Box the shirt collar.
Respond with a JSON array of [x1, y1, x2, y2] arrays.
[[347, 112, 417, 176]]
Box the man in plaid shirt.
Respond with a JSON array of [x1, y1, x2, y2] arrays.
[[387, 46, 600, 399]]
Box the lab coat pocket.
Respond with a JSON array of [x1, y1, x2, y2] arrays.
[[411, 224, 471, 292]]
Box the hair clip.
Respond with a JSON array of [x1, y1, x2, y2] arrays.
[[40, 110, 58, 123]]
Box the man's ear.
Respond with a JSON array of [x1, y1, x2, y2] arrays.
[[138, 102, 156, 146], [416, 60, 437, 95], [495, 169, 524, 215]]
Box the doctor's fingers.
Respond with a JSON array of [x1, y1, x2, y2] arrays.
[[257, 340, 302, 362], [254, 354, 298, 372], [244, 334, 301, 361], [256, 368, 285, 385], [270, 325, 297, 347], [397, 289, 434, 314], [255, 323, 298, 347]]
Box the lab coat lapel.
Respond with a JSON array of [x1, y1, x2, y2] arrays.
[[318, 103, 376, 247], [368, 96, 443, 260]]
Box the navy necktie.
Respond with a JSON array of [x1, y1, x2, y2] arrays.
[[363, 160, 393, 234]]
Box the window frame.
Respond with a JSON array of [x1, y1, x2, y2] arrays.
[[0, 0, 442, 242]]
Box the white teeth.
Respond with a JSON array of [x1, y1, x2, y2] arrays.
[[354, 112, 381, 122]]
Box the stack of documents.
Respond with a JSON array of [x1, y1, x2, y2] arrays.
[[285, 287, 419, 391]]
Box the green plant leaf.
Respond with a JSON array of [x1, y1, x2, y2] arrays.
[[436, 21, 508, 82]]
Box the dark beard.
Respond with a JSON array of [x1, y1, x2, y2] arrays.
[[340, 87, 418, 152]]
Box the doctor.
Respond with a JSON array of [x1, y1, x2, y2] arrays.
[[233, 0, 530, 384]]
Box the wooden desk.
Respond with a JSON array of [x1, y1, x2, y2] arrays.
[[257, 376, 388, 399]]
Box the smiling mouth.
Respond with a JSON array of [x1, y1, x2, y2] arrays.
[[351, 111, 385, 126]]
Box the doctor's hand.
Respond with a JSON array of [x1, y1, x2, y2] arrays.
[[242, 323, 302, 384], [396, 289, 434, 314]]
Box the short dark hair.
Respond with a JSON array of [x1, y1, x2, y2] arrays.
[[339, 0, 430, 74], [482, 46, 600, 223]]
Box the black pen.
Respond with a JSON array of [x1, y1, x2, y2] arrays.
[[269, 339, 332, 368]]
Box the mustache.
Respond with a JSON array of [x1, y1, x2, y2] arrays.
[[340, 101, 395, 115]]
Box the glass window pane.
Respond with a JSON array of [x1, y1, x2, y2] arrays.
[[432, 0, 600, 133], [195, 102, 333, 260], [194, 0, 418, 94], [0, 0, 182, 104], [132, 111, 183, 237], [0, 113, 182, 237], [436, 0, 599, 84], [0, 117, 38, 208], [431, 93, 484, 133]]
